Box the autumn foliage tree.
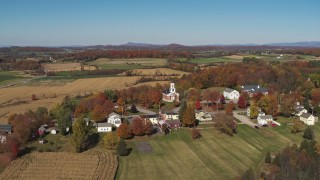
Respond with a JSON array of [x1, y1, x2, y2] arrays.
[[195, 99, 202, 110], [191, 128, 202, 140], [131, 117, 144, 136], [213, 113, 237, 136], [143, 120, 154, 136], [117, 123, 133, 139], [103, 132, 119, 150], [182, 103, 196, 127], [237, 95, 247, 109], [225, 101, 235, 115]]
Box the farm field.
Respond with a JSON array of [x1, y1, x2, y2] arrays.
[[88, 58, 167, 70], [117, 124, 312, 180], [0, 151, 118, 179], [42, 62, 97, 72], [0, 76, 140, 124], [179, 57, 242, 64], [130, 68, 190, 76], [0, 71, 33, 86]]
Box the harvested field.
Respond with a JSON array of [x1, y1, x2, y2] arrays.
[[131, 68, 190, 76], [0, 151, 118, 179], [42, 63, 97, 72], [223, 55, 243, 59], [0, 76, 139, 124]]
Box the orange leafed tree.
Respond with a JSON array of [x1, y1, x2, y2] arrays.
[[116, 123, 133, 139], [131, 117, 144, 136], [225, 101, 235, 115]]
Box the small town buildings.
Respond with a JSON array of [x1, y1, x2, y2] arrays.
[[0, 124, 12, 134], [46, 127, 58, 135], [294, 102, 308, 117], [140, 114, 159, 125], [97, 123, 112, 132], [166, 120, 181, 129], [161, 111, 179, 121], [257, 115, 273, 126], [223, 88, 240, 100], [162, 83, 180, 102], [300, 113, 317, 126], [195, 111, 213, 121], [107, 112, 122, 127], [240, 85, 268, 96]]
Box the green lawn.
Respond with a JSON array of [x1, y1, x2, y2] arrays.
[[88, 58, 168, 70], [0, 71, 29, 85], [117, 124, 307, 179], [178, 57, 242, 64]]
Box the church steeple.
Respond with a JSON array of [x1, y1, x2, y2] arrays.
[[170, 83, 175, 93]]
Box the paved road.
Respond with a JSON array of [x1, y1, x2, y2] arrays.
[[232, 110, 257, 128], [136, 106, 156, 115]]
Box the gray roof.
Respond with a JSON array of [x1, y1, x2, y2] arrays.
[[241, 85, 268, 93], [38, 126, 46, 131], [300, 113, 312, 119], [0, 125, 12, 132], [295, 107, 305, 112], [259, 115, 273, 120], [224, 88, 236, 93], [97, 123, 112, 128]]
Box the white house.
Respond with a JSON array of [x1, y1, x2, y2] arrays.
[[141, 114, 159, 125], [97, 123, 112, 132], [107, 112, 122, 127], [161, 111, 179, 121], [257, 115, 273, 126], [223, 88, 240, 100], [162, 83, 180, 102], [300, 113, 317, 126], [195, 111, 212, 121], [295, 107, 308, 116]]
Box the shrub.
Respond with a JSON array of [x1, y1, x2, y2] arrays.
[[191, 128, 202, 140]]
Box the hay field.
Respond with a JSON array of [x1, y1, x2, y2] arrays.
[[88, 58, 167, 70], [131, 68, 190, 76], [0, 151, 118, 179], [0, 76, 139, 124], [42, 63, 97, 72], [223, 55, 243, 59]]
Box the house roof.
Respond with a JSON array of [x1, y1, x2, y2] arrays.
[[300, 113, 312, 119], [295, 107, 306, 113], [241, 85, 268, 93], [109, 112, 120, 117], [166, 120, 181, 124], [224, 88, 237, 93], [140, 114, 158, 119], [258, 115, 273, 120], [0, 125, 12, 132], [97, 123, 112, 128]]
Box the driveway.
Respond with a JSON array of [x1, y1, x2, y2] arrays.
[[232, 110, 257, 128], [136, 106, 156, 115]]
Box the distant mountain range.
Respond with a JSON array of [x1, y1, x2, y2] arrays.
[[1, 41, 320, 48]]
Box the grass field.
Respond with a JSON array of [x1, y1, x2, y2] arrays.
[[88, 58, 167, 70], [130, 68, 190, 76], [179, 57, 242, 64], [0, 71, 32, 86], [0, 150, 118, 179], [117, 123, 315, 180], [42, 63, 97, 72]]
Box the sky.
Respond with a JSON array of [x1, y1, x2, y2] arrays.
[[0, 0, 319, 46]]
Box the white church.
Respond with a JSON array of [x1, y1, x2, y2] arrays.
[[162, 83, 180, 102]]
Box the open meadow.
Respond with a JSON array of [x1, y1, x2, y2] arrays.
[[87, 58, 167, 70], [117, 123, 319, 180], [0, 150, 118, 179], [130, 68, 190, 76], [0, 71, 33, 86]]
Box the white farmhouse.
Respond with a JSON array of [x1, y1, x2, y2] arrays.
[[223, 88, 240, 100], [257, 115, 273, 126], [141, 114, 159, 125], [300, 113, 317, 126], [107, 112, 122, 127], [97, 123, 112, 132], [161, 111, 179, 121]]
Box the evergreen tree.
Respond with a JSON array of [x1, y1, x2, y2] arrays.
[[303, 126, 314, 140], [131, 104, 138, 113], [265, 151, 271, 163], [72, 118, 89, 153], [117, 138, 128, 156], [179, 100, 187, 124]]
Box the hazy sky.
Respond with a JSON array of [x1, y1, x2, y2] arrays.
[[0, 0, 319, 46]]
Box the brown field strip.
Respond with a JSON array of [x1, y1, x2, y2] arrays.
[[0, 151, 118, 179], [42, 63, 96, 72]]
